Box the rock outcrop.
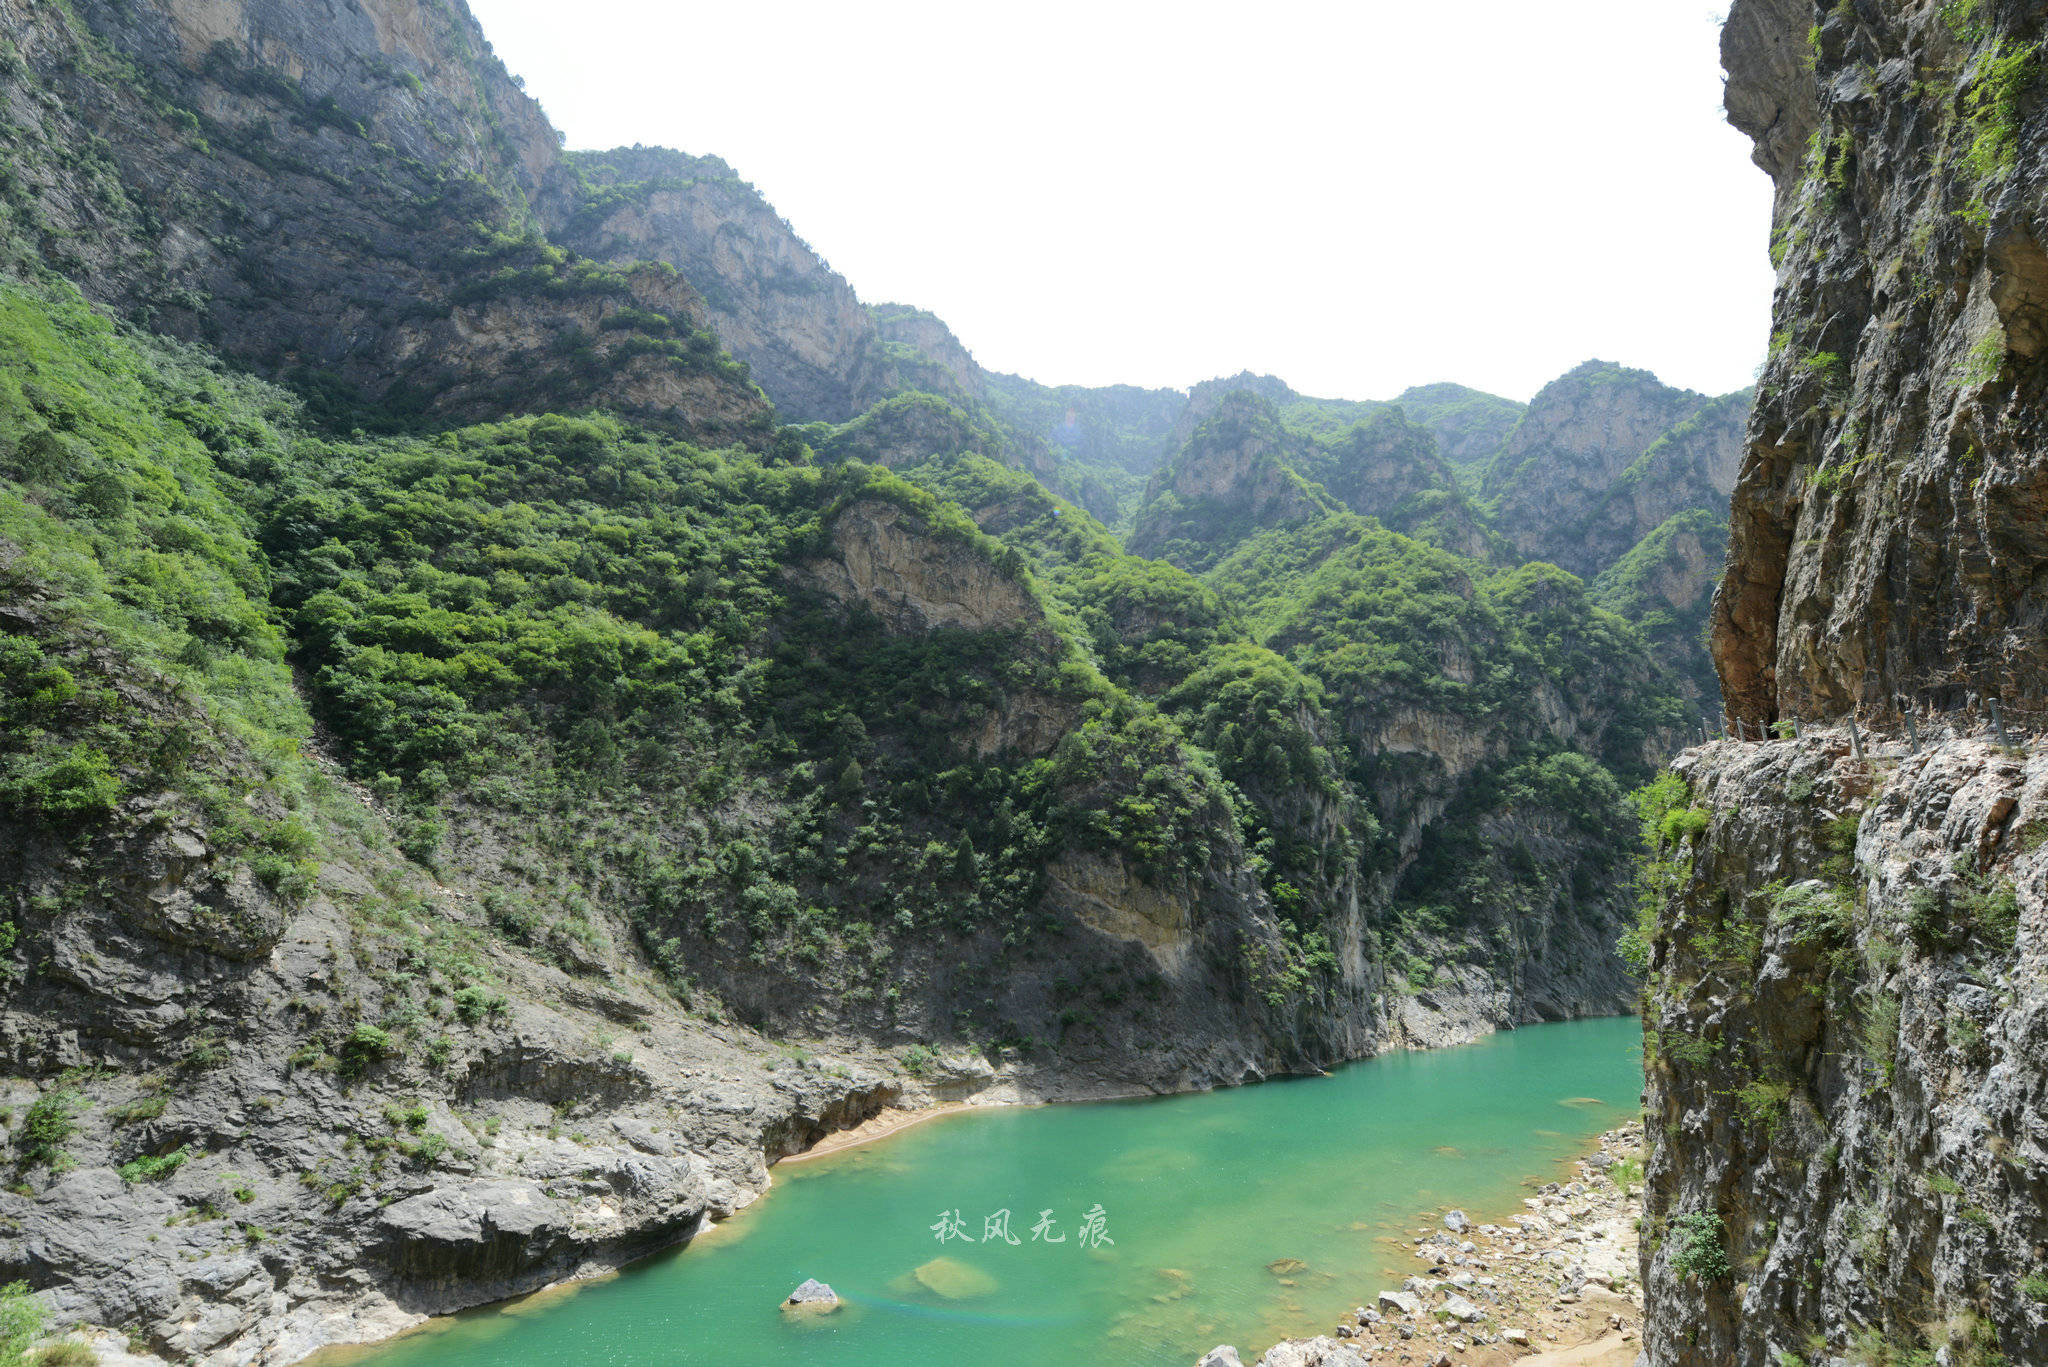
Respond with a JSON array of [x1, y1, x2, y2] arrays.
[[1480, 363, 1745, 583], [793, 496, 1045, 636], [1638, 734, 2045, 1366]]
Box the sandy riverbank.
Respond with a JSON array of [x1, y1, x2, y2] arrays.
[[776, 1101, 981, 1164]]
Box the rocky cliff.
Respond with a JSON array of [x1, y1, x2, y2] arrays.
[[1639, 2, 2048, 1362], [1481, 363, 1744, 583], [1636, 733, 2045, 1366], [1712, 0, 2048, 729], [1461, 364, 1748, 715], [545, 145, 893, 423], [0, 0, 774, 445]]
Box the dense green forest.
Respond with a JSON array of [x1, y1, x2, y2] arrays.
[[0, 256, 1689, 1053]]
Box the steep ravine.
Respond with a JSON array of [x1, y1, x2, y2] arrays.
[[0, 1, 1695, 1361], [0, 435, 1635, 1366]]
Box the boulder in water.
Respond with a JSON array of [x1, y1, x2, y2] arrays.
[[781, 1278, 840, 1312], [1196, 1348, 1244, 1367], [1443, 1208, 1470, 1233]]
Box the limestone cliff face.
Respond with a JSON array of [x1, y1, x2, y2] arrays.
[[1565, 388, 1751, 579], [1713, 0, 2048, 726], [0, 0, 772, 443], [1642, 8, 2048, 1359], [794, 497, 1045, 637], [1638, 735, 2045, 1366], [544, 146, 892, 423], [1481, 362, 1741, 581]]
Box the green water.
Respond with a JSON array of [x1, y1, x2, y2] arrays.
[[347, 1016, 1639, 1367]]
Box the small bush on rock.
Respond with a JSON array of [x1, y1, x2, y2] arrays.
[[338, 1023, 392, 1077], [116, 1145, 191, 1183], [0, 1282, 44, 1364], [1670, 1209, 1731, 1283], [17, 1091, 81, 1170]]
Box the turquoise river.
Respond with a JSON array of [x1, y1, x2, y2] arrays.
[[339, 1015, 1640, 1367]]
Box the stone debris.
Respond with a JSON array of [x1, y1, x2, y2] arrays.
[[1201, 1123, 1645, 1366]]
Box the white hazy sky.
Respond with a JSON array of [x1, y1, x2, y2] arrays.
[[468, 0, 1774, 403]]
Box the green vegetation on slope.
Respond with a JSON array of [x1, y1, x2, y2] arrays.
[[0, 279, 1272, 1045], [0, 277, 321, 894]]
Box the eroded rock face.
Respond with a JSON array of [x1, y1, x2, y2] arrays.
[[793, 497, 1043, 634], [1045, 852, 1196, 970], [1639, 736, 2047, 1365], [1712, 0, 2048, 726]]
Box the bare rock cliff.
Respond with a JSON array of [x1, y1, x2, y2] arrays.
[[1712, 0, 2048, 728], [544, 146, 892, 423], [1642, 4, 2048, 1360]]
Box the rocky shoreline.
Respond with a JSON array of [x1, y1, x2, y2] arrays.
[[1196, 1122, 1646, 1367]]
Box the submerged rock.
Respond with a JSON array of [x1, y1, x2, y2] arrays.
[[899, 1257, 996, 1301], [781, 1278, 839, 1312]]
